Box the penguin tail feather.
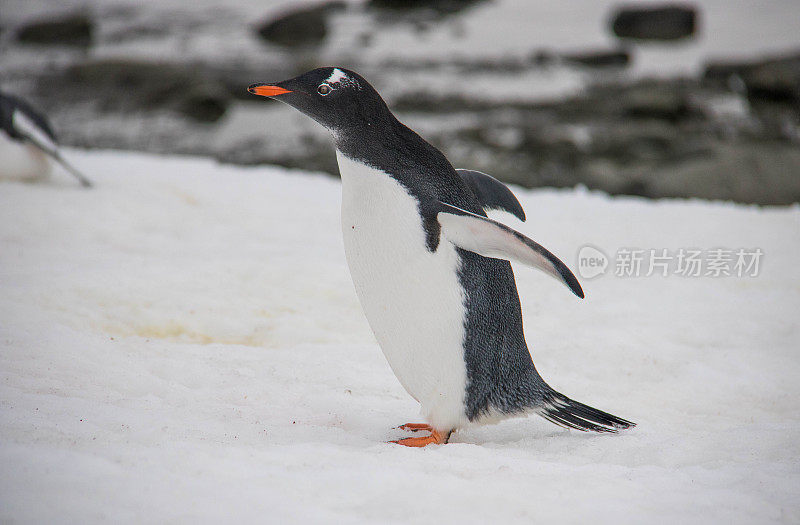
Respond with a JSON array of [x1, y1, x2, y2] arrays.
[[537, 390, 635, 433]]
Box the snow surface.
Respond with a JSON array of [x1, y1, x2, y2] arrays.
[[1, 149, 799, 523]]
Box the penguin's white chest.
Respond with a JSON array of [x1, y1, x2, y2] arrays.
[[0, 134, 51, 182], [337, 151, 469, 430]]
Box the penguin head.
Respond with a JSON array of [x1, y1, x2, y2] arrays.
[[248, 67, 391, 133]]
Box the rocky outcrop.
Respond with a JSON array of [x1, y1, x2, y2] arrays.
[[16, 13, 93, 46], [561, 49, 631, 68], [5, 3, 797, 206], [255, 2, 346, 48], [705, 52, 800, 104], [26, 56, 797, 204], [36, 60, 232, 122], [393, 75, 799, 205], [366, 0, 488, 16], [610, 5, 697, 41]]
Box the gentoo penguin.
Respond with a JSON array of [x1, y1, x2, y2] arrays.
[[249, 68, 634, 446], [0, 90, 92, 187]]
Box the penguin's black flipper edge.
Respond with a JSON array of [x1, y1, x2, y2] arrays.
[[436, 202, 584, 299], [10, 107, 93, 188], [456, 169, 526, 222]]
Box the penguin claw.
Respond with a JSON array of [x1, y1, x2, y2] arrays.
[[389, 429, 450, 447], [395, 423, 432, 432]]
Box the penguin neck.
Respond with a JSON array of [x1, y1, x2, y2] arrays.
[[333, 112, 452, 181], [332, 108, 400, 150]]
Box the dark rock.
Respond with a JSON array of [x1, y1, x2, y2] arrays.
[[562, 49, 630, 68], [392, 70, 799, 204], [42, 59, 231, 122], [610, 5, 697, 41], [620, 84, 695, 122], [531, 50, 556, 67], [743, 61, 800, 104], [645, 142, 800, 204], [176, 90, 228, 123], [103, 23, 172, 44], [12, 35, 797, 205], [255, 2, 345, 48], [16, 14, 93, 47], [367, 0, 488, 16], [705, 53, 800, 104]]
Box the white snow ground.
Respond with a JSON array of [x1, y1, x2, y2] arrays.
[[1, 150, 799, 523]]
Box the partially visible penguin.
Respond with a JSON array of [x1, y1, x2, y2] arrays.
[[249, 68, 634, 446], [0, 90, 92, 187]]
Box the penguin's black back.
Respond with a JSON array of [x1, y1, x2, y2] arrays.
[[337, 117, 547, 421]]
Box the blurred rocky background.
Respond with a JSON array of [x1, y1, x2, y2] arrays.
[[1, 0, 799, 204]]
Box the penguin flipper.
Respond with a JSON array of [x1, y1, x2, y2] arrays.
[[9, 102, 59, 156], [456, 169, 526, 222], [11, 107, 93, 187], [436, 202, 584, 298]]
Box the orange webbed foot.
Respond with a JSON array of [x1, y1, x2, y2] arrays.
[[389, 428, 451, 447], [395, 422, 432, 432]]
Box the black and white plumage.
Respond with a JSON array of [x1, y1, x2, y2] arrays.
[[249, 68, 634, 446], [0, 91, 92, 187], [456, 169, 526, 222]]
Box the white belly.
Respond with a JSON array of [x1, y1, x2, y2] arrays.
[[0, 134, 51, 182], [337, 151, 469, 431]]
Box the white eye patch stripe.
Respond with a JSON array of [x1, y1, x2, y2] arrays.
[[324, 68, 359, 89], [326, 68, 348, 84]]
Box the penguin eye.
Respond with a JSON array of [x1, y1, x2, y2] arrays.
[[317, 83, 332, 96]]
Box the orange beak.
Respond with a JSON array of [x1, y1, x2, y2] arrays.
[[248, 84, 292, 97]]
